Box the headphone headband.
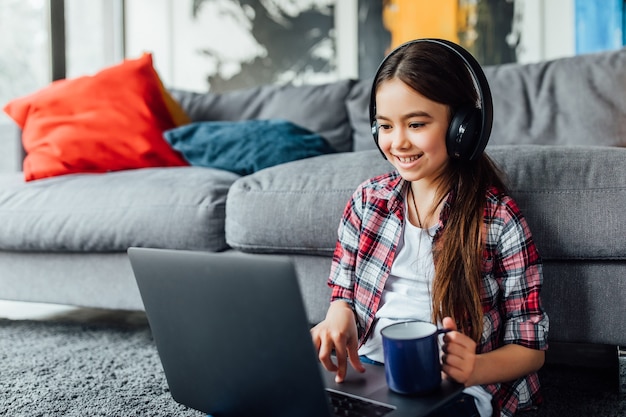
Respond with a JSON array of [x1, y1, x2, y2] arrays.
[[369, 38, 493, 161]]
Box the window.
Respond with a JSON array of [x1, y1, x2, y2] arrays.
[[65, 0, 124, 78], [0, 0, 124, 172], [0, 0, 49, 172]]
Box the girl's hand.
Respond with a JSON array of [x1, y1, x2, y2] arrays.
[[440, 316, 477, 386], [310, 300, 365, 383]]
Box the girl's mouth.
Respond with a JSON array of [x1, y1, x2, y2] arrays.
[[395, 154, 423, 164]]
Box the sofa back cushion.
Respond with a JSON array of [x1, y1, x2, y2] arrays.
[[488, 145, 626, 260], [348, 48, 626, 152], [345, 79, 374, 152], [483, 48, 626, 147], [170, 79, 355, 153], [226, 146, 626, 262]]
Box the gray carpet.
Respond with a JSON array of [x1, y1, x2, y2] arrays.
[[0, 311, 203, 417], [0, 311, 624, 416]]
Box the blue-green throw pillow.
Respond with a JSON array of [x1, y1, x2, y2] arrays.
[[163, 119, 335, 176]]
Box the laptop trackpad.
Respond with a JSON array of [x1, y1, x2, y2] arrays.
[[321, 361, 388, 397], [321, 361, 465, 412]]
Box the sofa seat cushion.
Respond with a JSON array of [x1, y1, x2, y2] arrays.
[[226, 146, 626, 261], [0, 167, 239, 252]]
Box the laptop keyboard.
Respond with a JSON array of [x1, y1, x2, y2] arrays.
[[327, 389, 395, 417]]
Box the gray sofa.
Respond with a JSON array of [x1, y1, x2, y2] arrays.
[[0, 48, 625, 358]]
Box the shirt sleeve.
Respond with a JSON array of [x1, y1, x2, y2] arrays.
[[493, 196, 549, 351], [328, 186, 364, 306]]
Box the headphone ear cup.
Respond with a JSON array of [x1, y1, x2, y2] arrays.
[[446, 106, 481, 160], [370, 39, 493, 162], [371, 121, 379, 143], [371, 120, 387, 159]]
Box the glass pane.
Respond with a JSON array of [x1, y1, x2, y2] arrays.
[[65, 0, 124, 78], [0, 0, 50, 172], [0, 0, 49, 109]]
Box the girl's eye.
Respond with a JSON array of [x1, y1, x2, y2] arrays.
[[379, 123, 392, 131], [409, 122, 425, 129]]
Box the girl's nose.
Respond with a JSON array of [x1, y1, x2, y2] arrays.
[[391, 128, 410, 150]]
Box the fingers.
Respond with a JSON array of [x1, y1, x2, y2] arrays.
[[335, 342, 365, 383], [318, 339, 339, 373], [334, 346, 349, 383], [442, 316, 457, 331], [441, 345, 467, 369], [311, 325, 339, 373], [310, 323, 364, 383], [440, 328, 477, 385], [310, 303, 361, 383], [442, 330, 476, 354], [347, 338, 366, 374]]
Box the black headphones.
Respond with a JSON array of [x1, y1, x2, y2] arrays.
[[369, 38, 493, 162]]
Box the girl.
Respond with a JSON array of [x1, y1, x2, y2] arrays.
[[311, 39, 549, 417]]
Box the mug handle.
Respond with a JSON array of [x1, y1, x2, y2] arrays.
[[435, 328, 452, 350]]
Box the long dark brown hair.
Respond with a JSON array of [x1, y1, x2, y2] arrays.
[[373, 41, 507, 342]]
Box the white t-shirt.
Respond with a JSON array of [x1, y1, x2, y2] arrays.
[[357, 217, 436, 362], [357, 197, 493, 417]]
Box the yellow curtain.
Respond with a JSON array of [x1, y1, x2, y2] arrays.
[[383, 0, 477, 51]]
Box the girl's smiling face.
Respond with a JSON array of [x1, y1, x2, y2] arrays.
[[374, 78, 451, 187]]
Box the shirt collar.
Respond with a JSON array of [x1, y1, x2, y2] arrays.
[[375, 171, 456, 227]]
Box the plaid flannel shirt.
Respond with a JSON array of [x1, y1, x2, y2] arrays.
[[328, 171, 549, 417]]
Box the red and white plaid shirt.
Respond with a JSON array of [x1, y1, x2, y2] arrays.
[[328, 171, 549, 416]]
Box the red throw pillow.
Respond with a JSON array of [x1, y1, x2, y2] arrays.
[[3, 53, 190, 181]]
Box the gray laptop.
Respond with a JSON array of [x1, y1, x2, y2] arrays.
[[127, 247, 463, 417]]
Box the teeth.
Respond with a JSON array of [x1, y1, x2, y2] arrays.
[[397, 155, 421, 163]]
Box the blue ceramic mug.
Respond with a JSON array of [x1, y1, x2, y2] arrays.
[[381, 320, 450, 395]]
